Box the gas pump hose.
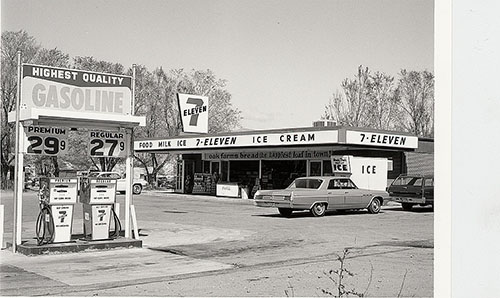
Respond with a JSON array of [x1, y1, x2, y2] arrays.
[[109, 206, 122, 239], [36, 204, 55, 245]]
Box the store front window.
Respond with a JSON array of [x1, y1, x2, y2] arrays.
[[309, 160, 322, 176], [323, 160, 333, 176], [261, 160, 306, 190], [228, 160, 259, 190]]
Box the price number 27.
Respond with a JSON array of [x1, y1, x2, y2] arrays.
[[89, 139, 127, 157]]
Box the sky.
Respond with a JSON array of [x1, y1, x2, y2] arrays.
[[1, 0, 434, 130]]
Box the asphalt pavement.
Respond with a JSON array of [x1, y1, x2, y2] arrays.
[[0, 189, 433, 297]]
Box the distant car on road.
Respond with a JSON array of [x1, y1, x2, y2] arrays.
[[387, 174, 434, 211], [253, 176, 388, 217], [88, 172, 148, 194]]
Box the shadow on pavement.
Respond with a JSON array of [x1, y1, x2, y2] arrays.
[[389, 207, 434, 213], [252, 209, 390, 218]]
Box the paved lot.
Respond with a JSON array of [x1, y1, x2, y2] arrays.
[[0, 190, 433, 297]]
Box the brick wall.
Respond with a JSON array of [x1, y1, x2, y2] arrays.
[[404, 152, 434, 175]]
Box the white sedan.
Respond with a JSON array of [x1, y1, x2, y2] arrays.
[[254, 176, 388, 217]]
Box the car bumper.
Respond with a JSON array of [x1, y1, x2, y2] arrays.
[[390, 196, 430, 204], [253, 200, 293, 208]]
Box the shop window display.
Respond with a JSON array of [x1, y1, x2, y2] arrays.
[[261, 160, 306, 190], [228, 160, 259, 197]]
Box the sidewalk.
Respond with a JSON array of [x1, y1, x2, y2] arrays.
[[0, 215, 248, 296], [0, 246, 234, 296]]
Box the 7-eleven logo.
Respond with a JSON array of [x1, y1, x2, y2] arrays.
[[177, 93, 209, 133]]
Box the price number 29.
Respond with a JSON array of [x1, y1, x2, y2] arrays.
[[26, 136, 67, 156]]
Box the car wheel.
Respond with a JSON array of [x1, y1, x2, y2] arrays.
[[401, 203, 413, 211], [310, 203, 327, 217], [367, 198, 382, 214], [132, 184, 142, 195], [278, 208, 293, 217]]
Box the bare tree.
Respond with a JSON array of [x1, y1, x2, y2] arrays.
[[1, 31, 40, 188], [395, 70, 434, 137], [323, 66, 372, 127], [323, 66, 434, 137], [366, 71, 399, 130], [133, 67, 173, 185]]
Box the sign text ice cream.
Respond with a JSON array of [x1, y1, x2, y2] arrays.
[[135, 130, 339, 151]]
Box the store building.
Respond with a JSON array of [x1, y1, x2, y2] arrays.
[[134, 125, 433, 197]]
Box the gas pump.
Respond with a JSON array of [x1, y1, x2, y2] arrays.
[[36, 178, 78, 245], [79, 177, 121, 240]]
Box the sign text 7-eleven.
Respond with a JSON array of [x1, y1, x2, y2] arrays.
[[177, 93, 209, 133]]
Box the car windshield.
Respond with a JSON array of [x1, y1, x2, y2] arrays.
[[88, 172, 100, 177], [288, 178, 323, 189]]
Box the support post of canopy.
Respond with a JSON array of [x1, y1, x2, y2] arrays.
[[125, 64, 137, 238], [125, 128, 133, 238], [12, 51, 23, 252]]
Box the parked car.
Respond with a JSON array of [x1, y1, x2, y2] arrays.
[[253, 176, 388, 217], [87, 172, 148, 194], [157, 175, 176, 189], [387, 174, 434, 211]]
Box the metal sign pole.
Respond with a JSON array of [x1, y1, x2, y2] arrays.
[[124, 64, 137, 238], [124, 129, 132, 238], [12, 51, 22, 252]]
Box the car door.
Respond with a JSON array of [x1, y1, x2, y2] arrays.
[[327, 178, 345, 209], [342, 179, 365, 208], [423, 177, 433, 202]]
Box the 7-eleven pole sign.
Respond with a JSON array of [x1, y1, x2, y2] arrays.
[[177, 93, 209, 134]]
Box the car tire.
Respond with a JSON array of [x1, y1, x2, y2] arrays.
[[310, 203, 327, 217], [278, 208, 293, 217], [367, 198, 382, 214], [132, 184, 142, 195], [401, 203, 413, 211]]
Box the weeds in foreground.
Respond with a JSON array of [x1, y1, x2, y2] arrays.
[[284, 281, 295, 297], [321, 248, 371, 297], [397, 269, 408, 297], [284, 247, 411, 297]]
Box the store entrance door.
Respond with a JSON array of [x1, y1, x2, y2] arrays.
[[184, 160, 195, 194], [309, 160, 323, 176], [176, 160, 184, 193]]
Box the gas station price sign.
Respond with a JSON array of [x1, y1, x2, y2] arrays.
[[24, 125, 68, 156], [88, 130, 128, 157]]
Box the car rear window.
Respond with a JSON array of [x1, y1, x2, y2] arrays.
[[291, 179, 323, 189], [392, 176, 425, 186]]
